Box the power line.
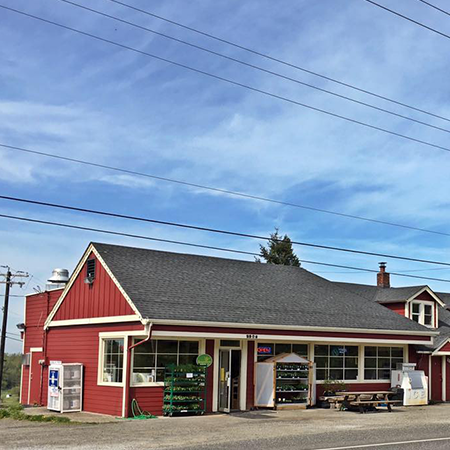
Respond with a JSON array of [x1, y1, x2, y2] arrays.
[[104, 0, 450, 124], [2, 211, 450, 283], [2, 142, 450, 239], [4, 194, 450, 267], [417, 0, 450, 17], [5, 336, 22, 343], [364, 0, 450, 40], [3, 5, 450, 155], [52, 0, 450, 135]]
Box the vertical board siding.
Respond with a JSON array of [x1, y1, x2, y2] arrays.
[[53, 252, 135, 321], [385, 302, 406, 316], [431, 356, 443, 402], [246, 341, 255, 410], [21, 289, 63, 405], [205, 340, 214, 413], [36, 322, 142, 415], [129, 387, 164, 416]]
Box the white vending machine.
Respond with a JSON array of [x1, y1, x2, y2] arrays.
[[47, 362, 83, 412], [391, 362, 428, 406]]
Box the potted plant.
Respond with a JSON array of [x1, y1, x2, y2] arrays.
[[319, 380, 347, 408]]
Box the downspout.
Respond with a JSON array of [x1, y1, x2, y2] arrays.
[[122, 321, 153, 417]]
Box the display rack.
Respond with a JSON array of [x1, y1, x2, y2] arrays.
[[255, 353, 315, 410], [163, 365, 207, 416]]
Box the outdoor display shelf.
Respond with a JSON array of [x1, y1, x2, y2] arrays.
[[163, 365, 207, 416], [255, 353, 316, 410]]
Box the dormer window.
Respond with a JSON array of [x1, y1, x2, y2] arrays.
[[411, 301, 434, 327]]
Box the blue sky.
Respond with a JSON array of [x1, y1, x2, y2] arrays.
[[1, 0, 450, 352]]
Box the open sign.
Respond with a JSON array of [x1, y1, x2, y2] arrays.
[[257, 346, 273, 355]]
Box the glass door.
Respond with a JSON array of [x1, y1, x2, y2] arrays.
[[218, 349, 231, 412]]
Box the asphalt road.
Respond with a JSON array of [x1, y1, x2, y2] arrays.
[[3, 404, 450, 449]]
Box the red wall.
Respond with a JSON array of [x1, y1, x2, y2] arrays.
[[385, 302, 405, 316], [129, 387, 164, 416], [53, 252, 135, 321], [247, 341, 255, 410], [439, 342, 450, 353], [431, 356, 443, 402]]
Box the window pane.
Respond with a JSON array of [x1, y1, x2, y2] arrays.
[[424, 304, 432, 315], [364, 347, 376, 357], [133, 353, 155, 368], [103, 338, 124, 384], [157, 340, 178, 354], [316, 369, 327, 381], [424, 315, 432, 325], [392, 358, 403, 369], [379, 358, 391, 369], [220, 340, 240, 347], [134, 340, 156, 354], [378, 347, 390, 357], [412, 303, 420, 313], [275, 343, 291, 355], [330, 346, 346, 357], [378, 369, 391, 380], [292, 344, 308, 357], [315, 345, 328, 356], [391, 347, 403, 358], [179, 341, 199, 354], [346, 346, 359, 357], [329, 369, 344, 380], [330, 357, 344, 368], [179, 354, 198, 365], [364, 369, 377, 380], [345, 369, 358, 380], [412, 314, 419, 322], [364, 357, 376, 369], [156, 368, 165, 382], [345, 357, 358, 369], [315, 357, 328, 368], [157, 354, 177, 367]]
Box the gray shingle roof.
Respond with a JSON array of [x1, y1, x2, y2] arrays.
[[334, 282, 426, 304], [93, 242, 431, 334]]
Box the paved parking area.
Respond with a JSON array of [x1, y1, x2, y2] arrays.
[[3, 404, 450, 449]]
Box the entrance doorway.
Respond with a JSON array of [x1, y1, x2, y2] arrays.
[[218, 348, 241, 412]]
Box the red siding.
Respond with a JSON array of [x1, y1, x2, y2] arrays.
[[246, 341, 255, 410], [431, 356, 443, 402], [439, 342, 450, 353], [23, 322, 143, 415], [129, 387, 164, 416], [447, 358, 450, 402], [53, 252, 135, 321], [153, 325, 432, 342], [385, 302, 405, 316], [205, 340, 214, 413]]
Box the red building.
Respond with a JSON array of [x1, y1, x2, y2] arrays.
[[20, 242, 446, 416]]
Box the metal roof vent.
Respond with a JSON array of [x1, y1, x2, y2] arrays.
[[46, 268, 70, 290]]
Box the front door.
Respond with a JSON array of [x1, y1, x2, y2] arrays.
[[218, 348, 241, 412], [28, 351, 43, 405]]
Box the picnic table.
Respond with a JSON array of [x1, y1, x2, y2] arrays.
[[330, 391, 401, 413]]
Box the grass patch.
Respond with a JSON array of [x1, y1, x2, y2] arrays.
[[0, 404, 72, 424]]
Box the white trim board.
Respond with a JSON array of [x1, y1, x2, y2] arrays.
[[48, 315, 141, 327], [146, 318, 437, 337]]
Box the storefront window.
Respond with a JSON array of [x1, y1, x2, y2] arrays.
[[257, 343, 308, 362], [364, 346, 404, 380], [102, 338, 124, 384], [132, 339, 199, 383], [314, 345, 358, 381]]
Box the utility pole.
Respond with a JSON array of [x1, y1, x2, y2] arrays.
[[0, 267, 28, 403]]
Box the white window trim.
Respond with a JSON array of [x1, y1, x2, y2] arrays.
[[130, 337, 205, 388], [97, 335, 125, 387], [410, 300, 435, 328]]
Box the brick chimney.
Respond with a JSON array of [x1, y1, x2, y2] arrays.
[[377, 262, 390, 288]]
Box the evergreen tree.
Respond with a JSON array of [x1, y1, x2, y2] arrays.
[[256, 229, 301, 266]]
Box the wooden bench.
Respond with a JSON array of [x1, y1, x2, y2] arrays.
[[336, 391, 401, 414]]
